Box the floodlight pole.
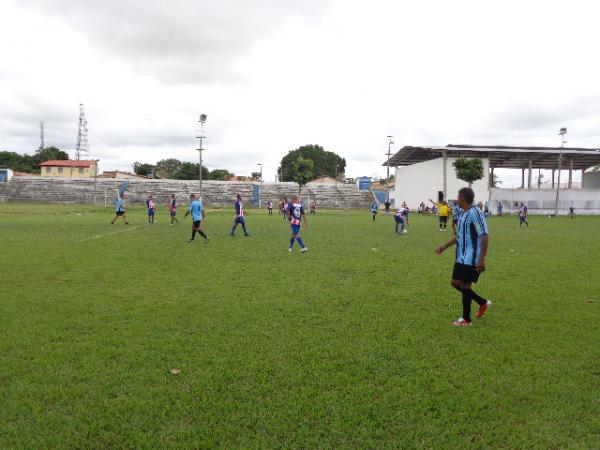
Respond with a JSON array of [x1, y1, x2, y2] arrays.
[[197, 114, 207, 195], [386, 136, 394, 202], [555, 127, 567, 217]]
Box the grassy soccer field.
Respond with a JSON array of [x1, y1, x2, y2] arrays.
[[1, 203, 599, 448]]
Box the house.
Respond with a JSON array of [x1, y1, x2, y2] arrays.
[[40, 160, 98, 178], [0, 167, 13, 182]]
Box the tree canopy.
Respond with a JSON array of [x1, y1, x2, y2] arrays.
[[133, 160, 226, 180], [291, 157, 314, 194], [279, 145, 345, 182], [0, 147, 69, 173], [452, 157, 484, 187]]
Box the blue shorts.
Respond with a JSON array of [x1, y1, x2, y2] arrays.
[[235, 217, 245, 224], [148, 210, 155, 216], [520, 216, 526, 222], [170, 210, 176, 216], [395, 217, 404, 224], [291, 224, 301, 235]]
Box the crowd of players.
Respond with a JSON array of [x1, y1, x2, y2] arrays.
[[110, 187, 553, 327]]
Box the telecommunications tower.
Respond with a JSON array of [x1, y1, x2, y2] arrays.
[[39, 122, 45, 151], [75, 103, 89, 160]]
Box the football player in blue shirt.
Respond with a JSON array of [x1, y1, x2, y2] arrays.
[[371, 201, 379, 221], [394, 207, 408, 234], [450, 200, 464, 235], [110, 192, 129, 225], [435, 187, 491, 326], [519, 202, 529, 227], [184, 194, 209, 243], [230, 194, 250, 237], [287, 195, 308, 253]]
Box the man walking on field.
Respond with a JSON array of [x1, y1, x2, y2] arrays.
[[287, 195, 308, 253], [110, 192, 129, 225], [435, 187, 491, 326], [184, 194, 209, 243]]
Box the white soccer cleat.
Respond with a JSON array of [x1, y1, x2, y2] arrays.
[[301, 247, 309, 253], [288, 248, 292, 252]]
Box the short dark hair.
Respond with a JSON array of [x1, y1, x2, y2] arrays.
[[458, 187, 475, 205]]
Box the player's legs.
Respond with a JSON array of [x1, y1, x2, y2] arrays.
[[230, 219, 239, 235], [241, 218, 249, 236]]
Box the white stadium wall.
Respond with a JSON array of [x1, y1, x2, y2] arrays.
[[393, 157, 490, 209], [489, 188, 600, 215]]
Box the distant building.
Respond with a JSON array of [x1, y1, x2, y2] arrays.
[[100, 171, 146, 180], [0, 167, 13, 182], [308, 176, 337, 185], [40, 160, 98, 178]]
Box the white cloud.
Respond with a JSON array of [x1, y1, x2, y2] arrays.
[[1, 0, 599, 183]]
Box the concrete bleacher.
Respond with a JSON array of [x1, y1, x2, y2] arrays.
[[0, 177, 375, 209]]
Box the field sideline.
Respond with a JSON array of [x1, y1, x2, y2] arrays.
[[1, 203, 599, 448]]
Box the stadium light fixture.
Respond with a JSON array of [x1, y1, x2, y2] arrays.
[[197, 114, 207, 195], [554, 127, 567, 217]]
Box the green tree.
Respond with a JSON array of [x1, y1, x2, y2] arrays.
[[209, 169, 234, 180], [174, 162, 209, 180], [279, 145, 345, 182], [154, 158, 183, 179], [291, 157, 314, 196], [453, 157, 484, 187], [0, 151, 33, 172], [32, 146, 69, 165], [132, 162, 156, 177]]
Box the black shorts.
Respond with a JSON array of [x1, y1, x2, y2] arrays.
[[193, 220, 202, 228], [452, 263, 480, 284], [116, 211, 124, 216], [439, 216, 448, 224]]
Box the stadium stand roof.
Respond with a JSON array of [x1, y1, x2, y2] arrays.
[[384, 145, 600, 170]]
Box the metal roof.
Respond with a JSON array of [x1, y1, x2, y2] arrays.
[[384, 145, 600, 170]]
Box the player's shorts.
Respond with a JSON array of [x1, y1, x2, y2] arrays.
[[116, 211, 124, 216], [193, 220, 202, 227], [235, 217, 245, 224], [452, 262, 481, 284], [439, 216, 448, 224], [394, 216, 404, 224], [519, 216, 526, 222], [148, 210, 155, 216], [372, 210, 378, 214], [291, 224, 301, 235], [170, 210, 176, 216]]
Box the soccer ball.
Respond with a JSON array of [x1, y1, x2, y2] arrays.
[[403, 229, 408, 235]]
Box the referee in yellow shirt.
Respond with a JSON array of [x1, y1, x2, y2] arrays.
[[430, 199, 450, 231]]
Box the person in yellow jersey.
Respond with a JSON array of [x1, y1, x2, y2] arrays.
[[430, 198, 450, 231]]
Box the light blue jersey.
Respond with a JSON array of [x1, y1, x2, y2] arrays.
[[189, 199, 204, 221], [371, 202, 379, 212], [451, 204, 464, 222], [115, 197, 125, 212], [456, 206, 488, 266]]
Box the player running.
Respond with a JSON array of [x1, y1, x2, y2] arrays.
[[519, 202, 529, 227], [168, 194, 179, 225], [287, 196, 308, 253], [371, 200, 379, 221], [450, 200, 464, 235], [110, 192, 129, 225], [230, 194, 250, 237], [401, 201, 410, 226], [267, 200, 273, 216], [435, 187, 491, 326], [184, 194, 209, 243]]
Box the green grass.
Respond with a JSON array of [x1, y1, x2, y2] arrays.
[[1, 203, 599, 448]]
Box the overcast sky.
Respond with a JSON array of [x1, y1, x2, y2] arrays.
[[1, 0, 599, 184]]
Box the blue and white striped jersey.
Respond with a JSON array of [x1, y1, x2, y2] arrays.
[[456, 206, 488, 266]]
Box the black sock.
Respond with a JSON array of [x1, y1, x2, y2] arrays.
[[191, 230, 196, 240], [198, 230, 208, 239], [465, 289, 487, 306], [461, 290, 472, 322]]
